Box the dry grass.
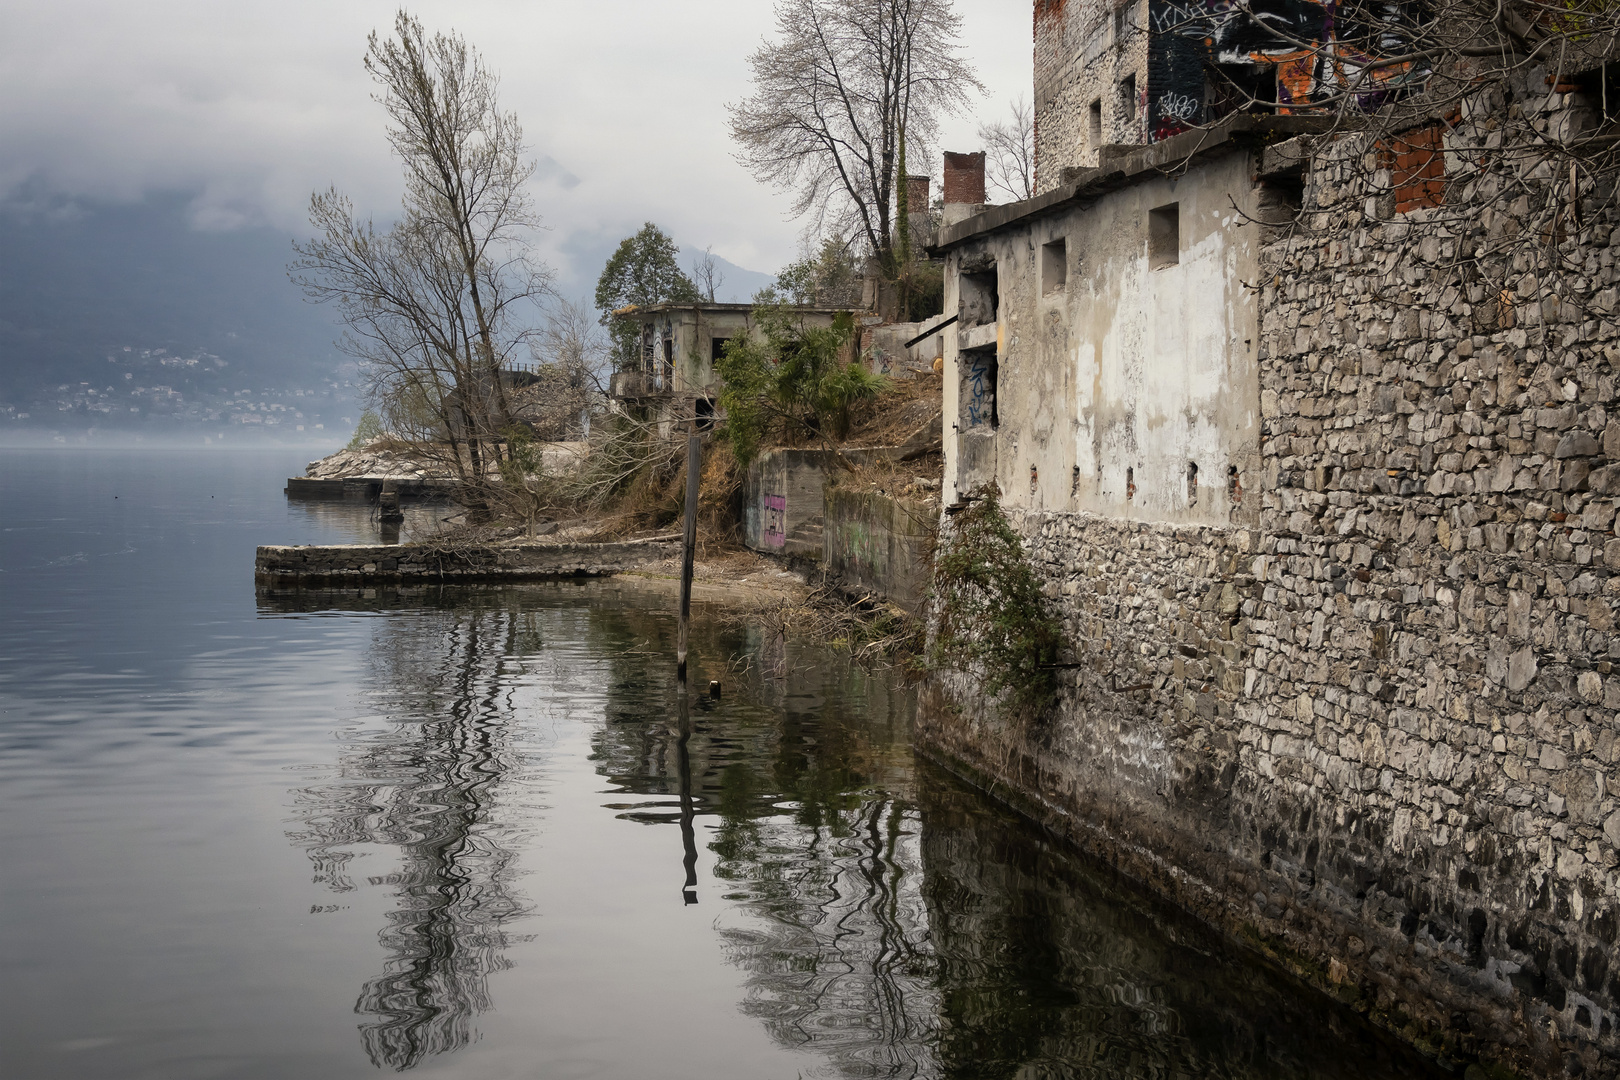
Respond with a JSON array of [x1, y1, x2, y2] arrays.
[[842, 371, 942, 447]]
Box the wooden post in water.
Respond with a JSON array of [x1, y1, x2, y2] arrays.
[[676, 427, 700, 683]]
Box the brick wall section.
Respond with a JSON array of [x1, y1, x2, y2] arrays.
[[942, 151, 986, 205], [1384, 125, 1447, 214]]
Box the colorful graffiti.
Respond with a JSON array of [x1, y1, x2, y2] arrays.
[[1144, 0, 1426, 141]]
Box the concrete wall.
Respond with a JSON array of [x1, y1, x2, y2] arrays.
[[256, 539, 678, 586], [942, 146, 1263, 533], [822, 487, 934, 611], [743, 448, 834, 558]]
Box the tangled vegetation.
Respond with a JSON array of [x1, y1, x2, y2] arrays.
[[927, 484, 1062, 715], [714, 305, 888, 464]]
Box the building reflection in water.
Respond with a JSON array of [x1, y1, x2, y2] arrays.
[[284, 594, 548, 1071]]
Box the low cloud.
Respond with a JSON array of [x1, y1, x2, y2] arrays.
[[2, 0, 1029, 286]]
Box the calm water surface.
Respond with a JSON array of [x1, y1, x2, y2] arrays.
[[0, 449, 1446, 1079]]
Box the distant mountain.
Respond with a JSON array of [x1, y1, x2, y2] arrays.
[[0, 191, 783, 438], [0, 191, 347, 405]]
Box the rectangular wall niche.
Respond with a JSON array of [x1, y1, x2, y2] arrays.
[[1042, 238, 1067, 294], [1089, 99, 1103, 148], [1149, 203, 1180, 269], [959, 264, 999, 327]]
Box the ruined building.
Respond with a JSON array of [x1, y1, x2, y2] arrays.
[[927, 2, 1620, 1075]]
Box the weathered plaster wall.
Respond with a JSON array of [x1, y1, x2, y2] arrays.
[[944, 148, 1263, 533]]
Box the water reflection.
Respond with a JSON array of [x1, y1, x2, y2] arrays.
[[262, 584, 1445, 1080], [588, 610, 940, 1079], [284, 595, 539, 1071]]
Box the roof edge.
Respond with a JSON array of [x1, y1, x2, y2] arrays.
[[926, 114, 1331, 254]]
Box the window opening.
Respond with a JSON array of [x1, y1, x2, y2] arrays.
[[1126, 466, 1136, 501], [1089, 99, 1103, 149], [695, 398, 715, 430], [959, 266, 999, 327], [1149, 203, 1180, 269], [711, 336, 730, 362], [1187, 461, 1199, 506], [1042, 238, 1067, 294]]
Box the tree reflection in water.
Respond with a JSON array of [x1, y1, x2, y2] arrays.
[[286, 594, 555, 1071]]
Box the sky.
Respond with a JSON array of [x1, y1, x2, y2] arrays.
[[1, 0, 1032, 297]]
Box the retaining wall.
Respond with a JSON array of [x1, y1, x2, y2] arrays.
[[255, 539, 678, 586]]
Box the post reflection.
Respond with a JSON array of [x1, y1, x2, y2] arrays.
[[590, 611, 937, 1079], [284, 596, 535, 1072]]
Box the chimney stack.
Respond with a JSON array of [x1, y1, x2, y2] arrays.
[[942, 151, 986, 205], [904, 174, 931, 213]]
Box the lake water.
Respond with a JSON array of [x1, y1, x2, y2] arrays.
[[0, 449, 1447, 1079]]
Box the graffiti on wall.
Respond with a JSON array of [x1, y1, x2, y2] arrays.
[[1144, 0, 1426, 141], [961, 354, 997, 429], [762, 493, 787, 548]]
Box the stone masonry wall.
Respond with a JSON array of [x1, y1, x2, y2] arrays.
[[922, 132, 1620, 1077], [1035, 0, 1150, 191]]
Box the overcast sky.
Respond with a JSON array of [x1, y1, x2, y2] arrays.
[[2, 0, 1031, 294]]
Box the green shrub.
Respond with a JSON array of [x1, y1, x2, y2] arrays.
[[715, 306, 887, 464], [927, 484, 1063, 715], [346, 410, 385, 449]]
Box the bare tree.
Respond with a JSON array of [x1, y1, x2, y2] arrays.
[[290, 11, 550, 483], [728, 0, 982, 278], [514, 297, 610, 442], [978, 96, 1033, 202], [691, 246, 725, 303]]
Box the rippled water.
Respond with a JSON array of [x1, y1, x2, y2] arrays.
[[0, 449, 1447, 1079]]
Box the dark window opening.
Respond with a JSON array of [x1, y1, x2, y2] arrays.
[[1574, 63, 1620, 124], [1114, 1, 1131, 44], [1042, 238, 1067, 294], [711, 336, 729, 362], [1089, 99, 1103, 148], [695, 398, 715, 430], [1149, 203, 1180, 269], [1126, 466, 1136, 501], [1187, 461, 1199, 506]]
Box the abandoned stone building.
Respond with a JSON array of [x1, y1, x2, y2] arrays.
[[927, 5, 1620, 1076], [607, 302, 846, 437]]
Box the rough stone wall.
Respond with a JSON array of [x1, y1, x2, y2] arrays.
[[925, 130, 1620, 1076], [1035, 0, 1150, 191]]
